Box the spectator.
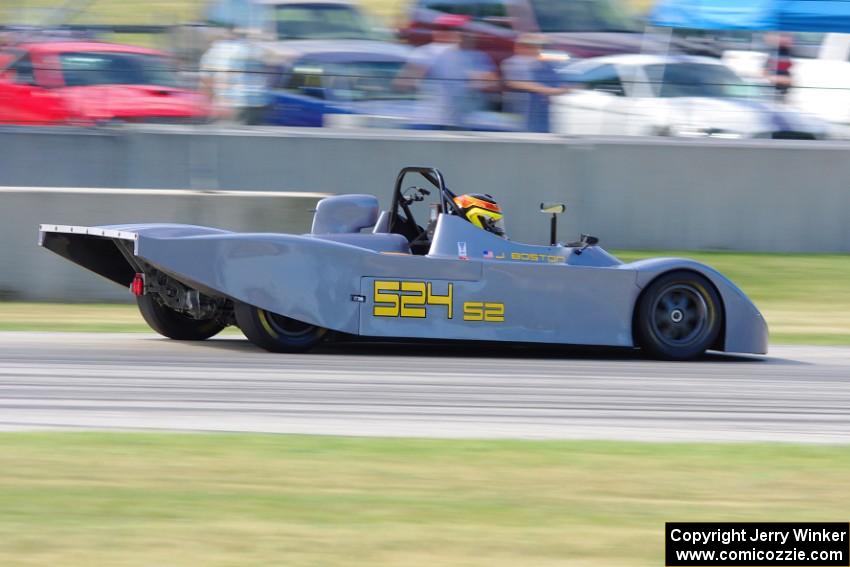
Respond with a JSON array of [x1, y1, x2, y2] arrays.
[[502, 34, 571, 133], [199, 26, 269, 124], [397, 15, 463, 85], [763, 32, 793, 103], [429, 29, 500, 129], [394, 17, 463, 123], [397, 18, 498, 130]]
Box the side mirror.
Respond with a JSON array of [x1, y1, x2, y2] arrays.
[[540, 203, 565, 215], [540, 202, 566, 245]]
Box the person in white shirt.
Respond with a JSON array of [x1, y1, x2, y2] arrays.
[[199, 26, 269, 124]]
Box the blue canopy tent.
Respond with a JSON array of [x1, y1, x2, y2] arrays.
[[650, 0, 850, 32]]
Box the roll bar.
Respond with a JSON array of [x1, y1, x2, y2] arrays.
[[389, 167, 462, 231]]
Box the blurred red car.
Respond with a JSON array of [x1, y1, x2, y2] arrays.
[[0, 40, 212, 125]]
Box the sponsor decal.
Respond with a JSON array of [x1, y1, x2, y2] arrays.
[[510, 252, 566, 264]]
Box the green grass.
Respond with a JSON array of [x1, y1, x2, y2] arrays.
[[2, 0, 208, 27], [0, 302, 241, 334], [1, 0, 402, 28], [0, 302, 147, 333], [0, 433, 848, 567], [2, 250, 849, 344], [1, 0, 654, 37]]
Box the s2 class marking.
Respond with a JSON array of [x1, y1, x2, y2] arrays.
[[462, 302, 505, 322]]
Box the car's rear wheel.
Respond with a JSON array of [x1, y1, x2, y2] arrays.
[[137, 294, 225, 340], [635, 271, 723, 360], [235, 302, 327, 353]]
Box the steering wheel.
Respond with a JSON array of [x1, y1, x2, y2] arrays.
[[401, 186, 430, 206], [389, 168, 466, 254]]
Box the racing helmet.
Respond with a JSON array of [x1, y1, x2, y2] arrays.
[[453, 193, 506, 238]]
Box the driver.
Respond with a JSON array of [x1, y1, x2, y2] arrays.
[[453, 193, 506, 238]]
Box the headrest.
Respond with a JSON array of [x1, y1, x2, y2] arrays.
[[311, 194, 379, 234]]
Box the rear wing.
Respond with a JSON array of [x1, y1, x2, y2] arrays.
[[39, 224, 141, 287], [39, 224, 139, 248]]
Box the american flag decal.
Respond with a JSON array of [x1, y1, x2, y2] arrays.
[[482, 250, 495, 259]]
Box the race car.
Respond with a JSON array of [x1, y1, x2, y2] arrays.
[[38, 167, 767, 360]]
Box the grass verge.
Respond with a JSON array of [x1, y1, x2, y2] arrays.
[[0, 302, 146, 333], [1, 0, 655, 34], [1, 251, 848, 344], [0, 433, 848, 567]]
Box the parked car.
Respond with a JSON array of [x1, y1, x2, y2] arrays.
[[724, 33, 850, 128], [258, 0, 391, 41], [261, 39, 518, 130], [398, 0, 712, 65], [552, 54, 832, 139], [0, 40, 211, 125], [262, 40, 417, 127], [202, 0, 390, 41], [174, 0, 393, 70]]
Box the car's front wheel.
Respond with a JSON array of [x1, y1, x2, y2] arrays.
[[235, 302, 327, 353], [635, 271, 723, 360]]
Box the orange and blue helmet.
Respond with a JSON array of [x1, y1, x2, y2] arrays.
[[453, 193, 506, 238]]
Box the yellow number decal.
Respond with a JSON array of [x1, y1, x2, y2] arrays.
[[427, 282, 453, 319], [373, 280, 400, 317], [484, 303, 505, 322], [374, 280, 458, 320], [463, 302, 484, 321], [400, 281, 427, 318]]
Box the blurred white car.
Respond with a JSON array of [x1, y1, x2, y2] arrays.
[[725, 34, 850, 129], [552, 54, 832, 139]]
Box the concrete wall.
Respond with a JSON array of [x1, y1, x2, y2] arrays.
[[1, 126, 849, 252], [0, 187, 326, 301]]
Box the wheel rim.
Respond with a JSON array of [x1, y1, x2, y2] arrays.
[[263, 311, 317, 338], [650, 284, 710, 347]]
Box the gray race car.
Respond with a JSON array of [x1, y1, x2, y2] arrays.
[[38, 167, 768, 360]]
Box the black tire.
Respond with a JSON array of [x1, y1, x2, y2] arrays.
[[136, 294, 225, 340], [635, 270, 723, 361], [234, 302, 327, 353]]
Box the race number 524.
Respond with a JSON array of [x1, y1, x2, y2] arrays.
[[372, 280, 504, 323], [373, 280, 453, 319]]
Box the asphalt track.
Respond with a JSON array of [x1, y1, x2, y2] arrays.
[[0, 332, 849, 443]]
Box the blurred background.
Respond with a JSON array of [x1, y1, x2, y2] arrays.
[[1, 0, 849, 321], [2, 0, 849, 137]]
